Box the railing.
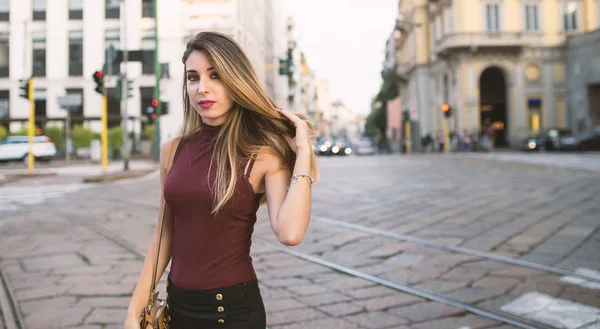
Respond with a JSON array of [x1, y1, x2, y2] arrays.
[[434, 32, 526, 54]]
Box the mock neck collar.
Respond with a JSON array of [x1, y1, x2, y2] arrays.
[[197, 123, 224, 141]]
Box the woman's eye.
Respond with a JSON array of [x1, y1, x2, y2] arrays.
[[210, 73, 220, 79], [187, 75, 198, 81]]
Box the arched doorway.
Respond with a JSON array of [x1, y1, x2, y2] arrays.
[[479, 66, 508, 147]]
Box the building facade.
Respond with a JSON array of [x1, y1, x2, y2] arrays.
[[0, 0, 284, 148], [566, 28, 600, 133], [395, 0, 600, 147]]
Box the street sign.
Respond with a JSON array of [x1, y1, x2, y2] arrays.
[[57, 94, 82, 110], [410, 107, 418, 120], [0, 99, 8, 119]]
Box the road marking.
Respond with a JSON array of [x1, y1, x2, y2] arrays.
[[560, 268, 600, 290], [501, 291, 600, 329]]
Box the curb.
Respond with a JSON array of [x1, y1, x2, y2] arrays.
[[82, 168, 158, 184], [0, 172, 58, 187]]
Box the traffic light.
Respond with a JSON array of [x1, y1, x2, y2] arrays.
[[278, 58, 288, 75], [126, 80, 134, 99], [93, 70, 104, 94], [442, 104, 452, 118], [19, 77, 32, 100], [161, 102, 169, 116]]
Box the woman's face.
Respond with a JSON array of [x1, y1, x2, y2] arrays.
[[185, 50, 234, 126]]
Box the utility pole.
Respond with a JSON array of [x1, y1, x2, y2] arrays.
[[120, 0, 130, 170], [151, 0, 161, 162], [26, 79, 35, 172]]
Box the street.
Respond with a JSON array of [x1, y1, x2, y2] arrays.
[[0, 153, 599, 329]]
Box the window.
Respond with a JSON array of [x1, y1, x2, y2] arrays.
[[66, 88, 84, 125], [0, 0, 9, 21], [105, 0, 119, 19], [142, 0, 154, 18], [0, 37, 8, 77], [486, 3, 500, 32], [33, 0, 46, 21], [141, 37, 155, 75], [525, 3, 540, 31], [32, 37, 46, 77], [440, 11, 445, 36], [69, 32, 83, 76], [448, 6, 454, 33], [105, 30, 120, 76], [0, 90, 8, 120], [562, 1, 579, 32], [69, 0, 83, 20]]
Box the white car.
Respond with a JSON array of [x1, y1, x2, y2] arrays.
[[355, 140, 376, 155], [0, 135, 57, 163]]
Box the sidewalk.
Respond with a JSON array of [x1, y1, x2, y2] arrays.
[[0, 160, 158, 178]]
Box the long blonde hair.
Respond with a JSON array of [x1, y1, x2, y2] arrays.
[[180, 31, 319, 214]]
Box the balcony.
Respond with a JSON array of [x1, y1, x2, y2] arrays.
[[396, 61, 412, 81], [434, 32, 526, 55]]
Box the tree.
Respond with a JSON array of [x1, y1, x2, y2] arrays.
[[364, 68, 398, 140]]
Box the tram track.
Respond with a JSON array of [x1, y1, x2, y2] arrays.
[[0, 260, 25, 329], [70, 216, 559, 329]]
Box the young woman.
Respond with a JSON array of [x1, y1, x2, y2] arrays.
[[124, 31, 319, 329]]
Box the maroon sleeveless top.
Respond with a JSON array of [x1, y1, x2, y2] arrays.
[[163, 124, 262, 290]]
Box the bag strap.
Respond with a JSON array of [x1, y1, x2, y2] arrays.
[[150, 138, 181, 297]]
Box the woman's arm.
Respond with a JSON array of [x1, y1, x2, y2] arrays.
[[264, 109, 315, 246], [125, 139, 178, 322]]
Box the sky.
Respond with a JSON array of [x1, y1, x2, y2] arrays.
[[285, 0, 398, 115]]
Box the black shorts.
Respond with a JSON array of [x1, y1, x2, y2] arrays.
[[166, 277, 266, 329]]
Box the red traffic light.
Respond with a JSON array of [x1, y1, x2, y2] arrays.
[[442, 104, 450, 112], [36, 128, 43, 135], [151, 99, 158, 107], [151, 113, 157, 119], [94, 71, 103, 79]]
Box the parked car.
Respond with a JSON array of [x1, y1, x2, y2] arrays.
[[520, 128, 573, 152], [355, 139, 376, 155], [574, 127, 600, 151], [0, 135, 57, 163], [315, 139, 352, 156]]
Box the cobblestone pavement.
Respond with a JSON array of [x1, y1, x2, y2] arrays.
[[0, 153, 599, 329]]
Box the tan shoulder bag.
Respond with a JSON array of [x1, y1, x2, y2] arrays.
[[140, 139, 180, 329]]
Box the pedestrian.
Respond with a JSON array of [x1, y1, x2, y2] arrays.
[[124, 31, 319, 329]]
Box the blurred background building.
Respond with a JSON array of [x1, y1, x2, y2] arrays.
[[391, 0, 600, 150], [0, 0, 304, 155]]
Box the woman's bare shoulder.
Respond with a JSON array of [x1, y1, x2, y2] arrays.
[[160, 137, 182, 170]]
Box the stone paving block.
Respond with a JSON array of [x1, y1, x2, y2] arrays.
[[472, 276, 522, 290], [23, 307, 91, 329], [51, 265, 112, 275], [446, 287, 507, 303], [270, 317, 362, 329], [285, 283, 331, 296], [85, 308, 127, 324], [263, 298, 306, 312], [266, 308, 326, 326], [319, 301, 365, 317], [343, 286, 397, 300], [323, 277, 378, 291], [266, 264, 331, 278], [19, 296, 78, 315], [68, 283, 134, 296], [354, 294, 424, 312], [261, 277, 313, 288], [20, 253, 88, 272], [295, 291, 353, 306], [388, 301, 465, 322], [260, 286, 295, 300], [409, 314, 499, 329], [75, 297, 131, 308], [15, 284, 73, 301], [343, 311, 408, 329]]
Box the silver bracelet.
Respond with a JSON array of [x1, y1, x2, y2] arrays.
[[287, 174, 314, 190]]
